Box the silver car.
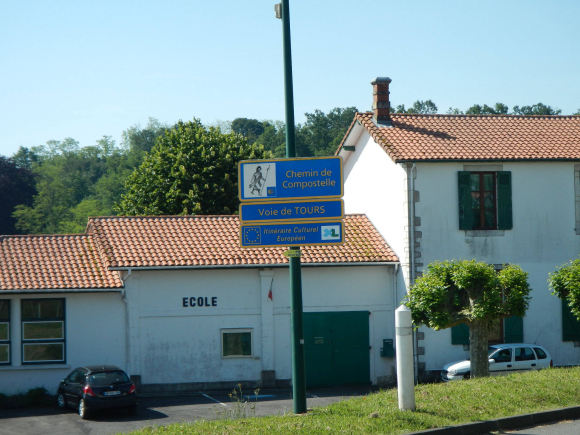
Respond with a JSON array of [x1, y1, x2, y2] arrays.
[[442, 343, 552, 381]]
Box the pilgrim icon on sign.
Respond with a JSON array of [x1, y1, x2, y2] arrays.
[[244, 163, 276, 198]]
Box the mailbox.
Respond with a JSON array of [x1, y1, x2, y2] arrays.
[[380, 339, 395, 357]]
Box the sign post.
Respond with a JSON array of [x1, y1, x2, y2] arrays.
[[279, 0, 305, 414]]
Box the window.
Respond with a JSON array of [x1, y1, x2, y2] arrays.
[[221, 329, 252, 358], [458, 171, 512, 231], [533, 347, 547, 360], [490, 348, 511, 363], [21, 299, 65, 364], [514, 347, 536, 361], [0, 300, 9, 365]]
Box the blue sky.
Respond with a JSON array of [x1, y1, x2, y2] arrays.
[[1, 0, 579, 157]]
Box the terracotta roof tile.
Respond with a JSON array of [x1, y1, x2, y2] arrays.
[[0, 215, 397, 291], [345, 113, 580, 162], [88, 214, 397, 268], [0, 235, 123, 290]]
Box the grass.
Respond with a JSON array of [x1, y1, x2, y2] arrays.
[[126, 367, 580, 435]]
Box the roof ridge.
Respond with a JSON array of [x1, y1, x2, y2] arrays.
[[0, 234, 90, 239], [357, 112, 580, 119]]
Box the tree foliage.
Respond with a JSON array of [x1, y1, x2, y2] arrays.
[[465, 103, 509, 115], [512, 103, 562, 116], [549, 259, 580, 320], [405, 259, 531, 378], [116, 119, 272, 216], [0, 156, 37, 234], [393, 100, 438, 114], [231, 118, 265, 144]]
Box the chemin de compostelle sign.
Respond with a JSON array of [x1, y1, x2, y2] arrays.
[[238, 157, 343, 202]]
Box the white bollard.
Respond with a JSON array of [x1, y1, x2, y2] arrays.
[[396, 305, 416, 411]]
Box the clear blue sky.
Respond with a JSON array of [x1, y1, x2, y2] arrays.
[[1, 0, 579, 157]]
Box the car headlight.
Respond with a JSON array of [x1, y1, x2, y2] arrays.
[[448, 369, 457, 375]]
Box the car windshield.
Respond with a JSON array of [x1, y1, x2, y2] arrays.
[[88, 371, 130, 386]]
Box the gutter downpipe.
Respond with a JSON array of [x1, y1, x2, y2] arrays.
[[121, 269, 132, 374], [408, 163, 418, 383]]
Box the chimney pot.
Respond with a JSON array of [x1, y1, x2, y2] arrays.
[[371, 77, 392, 125]]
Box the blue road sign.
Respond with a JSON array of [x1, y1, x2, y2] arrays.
[[239, 157, 343, 202], [239, 199, 344, 223], [240, 221, 344, 248]]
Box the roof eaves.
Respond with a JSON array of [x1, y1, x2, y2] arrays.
[[335, 116, 362, 156], [108, 262, 399, 271]]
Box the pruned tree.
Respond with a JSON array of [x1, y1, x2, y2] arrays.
[[549, 259, 580, 320], [115, 119, 272, 216], [405, 259, 531, 378]]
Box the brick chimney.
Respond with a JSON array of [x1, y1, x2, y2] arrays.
[[371, 77, 392, 125]]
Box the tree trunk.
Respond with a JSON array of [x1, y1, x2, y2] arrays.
[[469, 319, 489, 378]]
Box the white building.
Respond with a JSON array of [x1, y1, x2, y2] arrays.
[[337, 77, 580, 380], [0, 214, 399, 394]]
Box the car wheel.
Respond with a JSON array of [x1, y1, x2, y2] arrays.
[[463, 372, 470, 380], [57, 392, 67, 409], [78, 399, 90, 420]]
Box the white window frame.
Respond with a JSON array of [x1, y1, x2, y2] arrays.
[[21, 299, 65, 364], [221, 328, 253, 359]]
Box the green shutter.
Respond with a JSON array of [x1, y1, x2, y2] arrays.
[[504, 316, 523, 343], [497, 171, 512, 230], [451, 323, 470, 345], [562, 299, 580, 341], [458, 172, 473, 230]]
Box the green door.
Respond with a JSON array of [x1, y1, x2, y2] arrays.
[[304, 311, 370, 387]]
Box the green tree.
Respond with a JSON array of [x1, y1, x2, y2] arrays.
[[121, 117, 168, 167], [393, 100, 438, 114], [254, 120, 286, 157], [405, 259, 531, 378], [446, 108, 464, 115], [573, 108, 580, 116], [0, 156, 37, 234], [297, 107, 358, 157], [465, 103, 509, 115], [549, 259, 580, 320], [12, 137, 118, 234], [231, 118, 265, 144], [512, 103, 562, 115], [116, 119, 272, 216]]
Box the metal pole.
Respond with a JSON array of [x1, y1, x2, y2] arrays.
[[280, 0, 306, 414]]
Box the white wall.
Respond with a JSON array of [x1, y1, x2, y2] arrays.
[[343, 132, 408, 265], [126, 264, 396, 386], [0, 292, 126, 395], [414, 161, 580, 369]]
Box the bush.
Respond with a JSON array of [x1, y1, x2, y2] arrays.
[[0, 387, 53, 410]]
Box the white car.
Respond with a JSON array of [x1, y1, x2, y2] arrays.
[[442, 343, 552, 381]]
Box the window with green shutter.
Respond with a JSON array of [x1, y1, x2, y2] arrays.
[[458, 171, 512, 230], [561, 299, 580, 342]]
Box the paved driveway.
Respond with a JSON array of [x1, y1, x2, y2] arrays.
[[0, 386, 376, 435]]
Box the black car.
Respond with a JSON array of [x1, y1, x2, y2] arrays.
[[57, 365, 137, 419]]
